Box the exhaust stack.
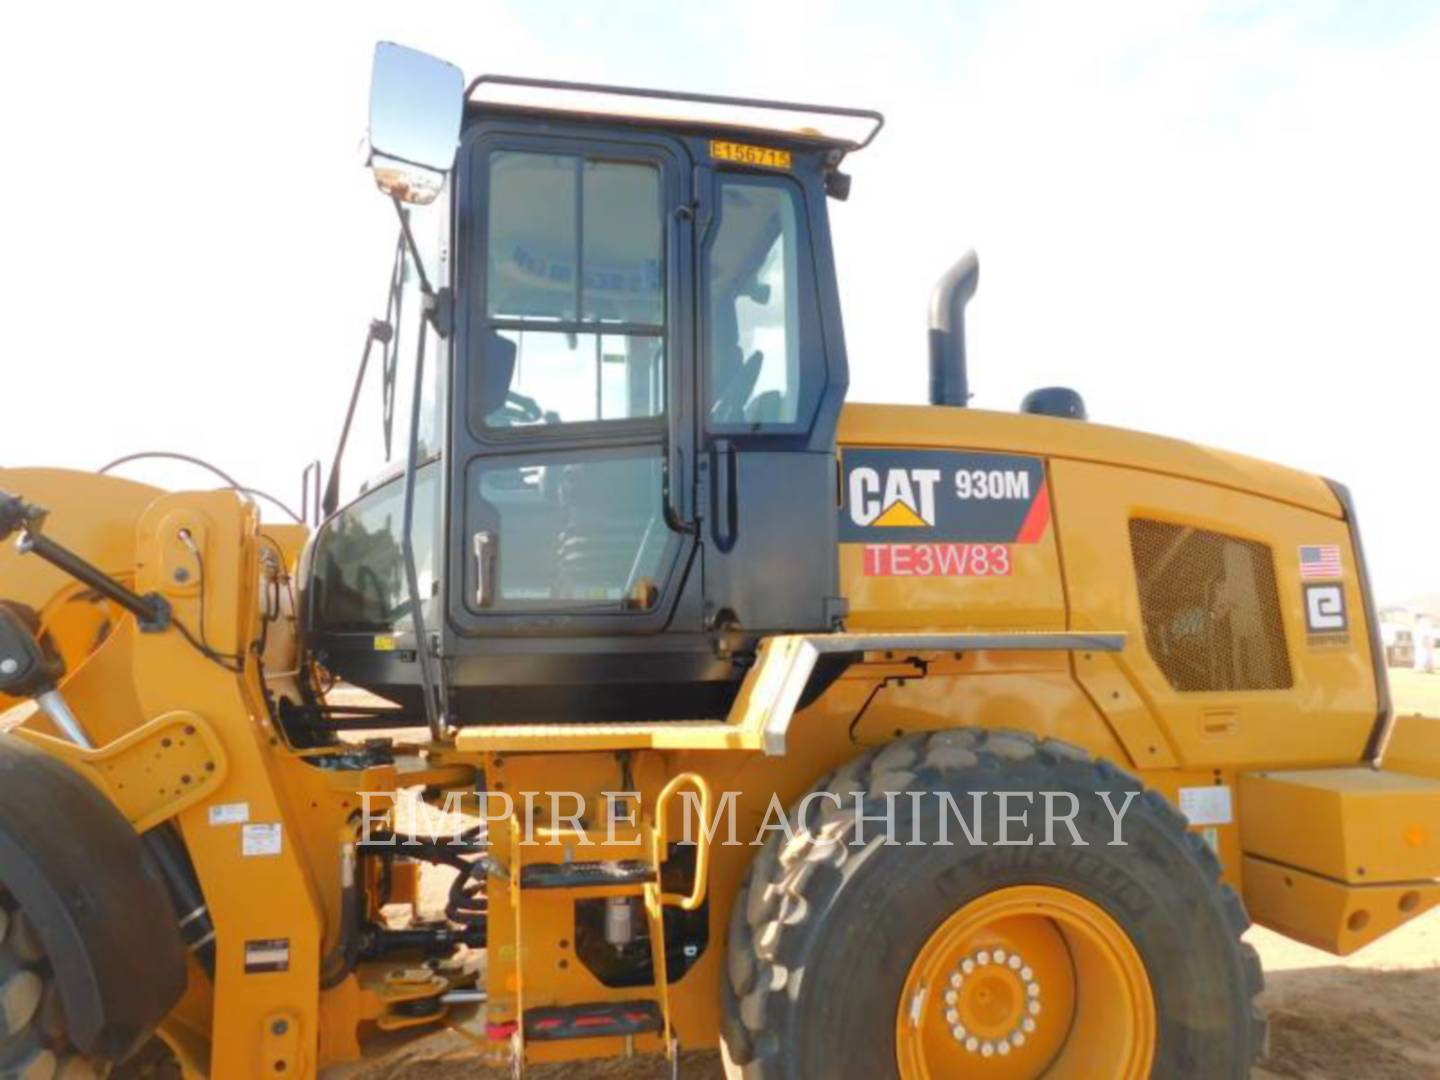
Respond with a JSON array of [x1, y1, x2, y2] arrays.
[[928, 251, 979, 407]]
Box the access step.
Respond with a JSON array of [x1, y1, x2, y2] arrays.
[[519, 859, 655, 891], [523, 1000, 664, 1042]]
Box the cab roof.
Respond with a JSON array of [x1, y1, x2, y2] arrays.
[[465, 74, 884, 154]]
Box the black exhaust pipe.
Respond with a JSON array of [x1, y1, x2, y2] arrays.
[[928, 251, 979, 407]]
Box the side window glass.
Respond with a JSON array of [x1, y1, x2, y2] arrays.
[[582, 161, 663, 325], [309, 467, 440, 633], [468, 450, 670, 610], [478, 151, 665, 431], [487, 151, 577, 321], [707, 181, 805, 429]]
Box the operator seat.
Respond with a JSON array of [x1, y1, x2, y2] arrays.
[[467, 332, 520, 431]]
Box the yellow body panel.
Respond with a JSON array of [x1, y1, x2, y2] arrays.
[[1240, 856, 1440, 955], [1238, 767, 1440, 883], [1237, 764, 1440, 953], [836, 403, 1377, 773], [1048, 459, 1376, 768], [836, 403, 1339, 515], [1380, 712, 1440, 779]]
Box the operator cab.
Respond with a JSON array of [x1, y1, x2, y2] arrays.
[[300, 45, 881, 725]]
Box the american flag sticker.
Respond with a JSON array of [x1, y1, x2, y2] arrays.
[[1299, 545, 1343, 579]]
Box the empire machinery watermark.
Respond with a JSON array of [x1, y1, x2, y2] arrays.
[[358, 788, 1141, 849]]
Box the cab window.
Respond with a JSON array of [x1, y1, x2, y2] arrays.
[[477, 151, 665, 431], [705, 177, 818, 431], [309, 465, 440, 633]]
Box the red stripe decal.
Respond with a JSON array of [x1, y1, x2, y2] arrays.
[[1015, 480, 1051, 543]]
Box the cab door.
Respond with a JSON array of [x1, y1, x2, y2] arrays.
[[447, 125, 698, 637], [694, 153, 846, 633]]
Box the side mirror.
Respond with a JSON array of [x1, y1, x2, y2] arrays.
[[367, 42, 464, 205]]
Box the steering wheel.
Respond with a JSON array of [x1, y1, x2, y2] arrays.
[[709, 350, 763, 425], [493, 389, 543, 426]]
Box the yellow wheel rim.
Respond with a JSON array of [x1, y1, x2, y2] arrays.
[[895, 885, 1156, 1079]]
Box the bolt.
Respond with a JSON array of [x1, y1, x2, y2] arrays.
[[174, 568, 190, 583], [271, 1020, 289, 1036]]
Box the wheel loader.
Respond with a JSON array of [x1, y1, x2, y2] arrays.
[[2, 41, 1439, 1080]]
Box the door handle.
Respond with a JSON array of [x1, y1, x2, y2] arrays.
[[711, 441, 738, 553], [472, 530, 496, 608]]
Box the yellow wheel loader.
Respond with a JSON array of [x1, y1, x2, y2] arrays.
[[2, 41, 1438, 1080]]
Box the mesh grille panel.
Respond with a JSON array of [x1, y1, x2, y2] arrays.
[[1129, 519, 1293, 692]]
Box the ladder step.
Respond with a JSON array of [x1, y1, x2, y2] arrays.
[[524, 1000, 664, 1042], [519, 859, 655, 890]]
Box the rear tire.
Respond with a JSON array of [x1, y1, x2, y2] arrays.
[[0, 892, 107, 1080], [720, 728, 1265, 1079]]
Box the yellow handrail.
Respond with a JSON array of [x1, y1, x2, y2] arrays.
[[649, 771, 712, 911]]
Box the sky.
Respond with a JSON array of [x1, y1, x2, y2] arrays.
[[2, 0, 1437, 604]]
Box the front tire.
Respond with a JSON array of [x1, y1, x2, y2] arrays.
[[721, 728, 1265, 1079], [0, 891, 105, 1080]]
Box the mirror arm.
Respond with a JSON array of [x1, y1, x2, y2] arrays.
[[391, 196, 434, 298], [389, 195, 452, 339]]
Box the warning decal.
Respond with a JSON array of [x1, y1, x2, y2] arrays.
[[839, 449, 1050, 544]]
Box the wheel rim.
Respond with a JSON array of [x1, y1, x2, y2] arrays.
[[895, 885, 1156, 1079]]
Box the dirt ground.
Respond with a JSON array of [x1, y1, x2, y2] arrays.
[[354, 671, 1440, 1078]]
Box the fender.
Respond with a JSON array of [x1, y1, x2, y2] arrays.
[[0, 733, 186, 1060]]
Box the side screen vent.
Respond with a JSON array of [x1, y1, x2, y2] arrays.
[[1129, 519, 1293, 692]]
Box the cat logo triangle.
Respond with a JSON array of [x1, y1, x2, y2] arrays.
[[873, 500, 928, 527]]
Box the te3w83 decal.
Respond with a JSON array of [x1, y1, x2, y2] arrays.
[[839, 448, 1050, 576]]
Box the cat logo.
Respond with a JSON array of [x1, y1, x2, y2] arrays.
[[838, 448, 1048, 545], [847, 467, 941, 528]]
